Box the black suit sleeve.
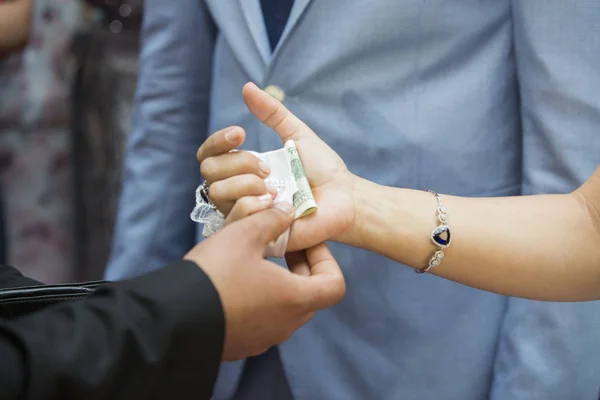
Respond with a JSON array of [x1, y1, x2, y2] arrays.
[[0, 264, 43, 289], [0, 261, 225, 400]]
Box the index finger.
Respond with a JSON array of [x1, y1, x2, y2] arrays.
[[196, 126, 245, 163], [236, 202, 295, 248], [295, 244, 346, 310]]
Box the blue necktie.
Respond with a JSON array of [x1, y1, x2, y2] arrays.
[[260, 0, 295, 51]]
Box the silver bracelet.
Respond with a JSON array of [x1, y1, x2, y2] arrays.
[[415, 190, 451, 274], [190, 181, 225, 236]]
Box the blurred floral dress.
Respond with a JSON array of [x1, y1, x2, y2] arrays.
[[0, 0, 83, 283]]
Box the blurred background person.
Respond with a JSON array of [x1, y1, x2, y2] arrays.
[[70, 0, 143, 281], [0, 0, 32, 54], [0, 0, 82, 283], [0, 0, 34, 266], [0, 0, 143, 284]]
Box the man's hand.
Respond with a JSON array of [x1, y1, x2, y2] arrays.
[[184, 202, 346, 361], [197, 82, 358, 251]]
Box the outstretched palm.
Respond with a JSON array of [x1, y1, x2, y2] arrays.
[[242, 83, 357, 251]]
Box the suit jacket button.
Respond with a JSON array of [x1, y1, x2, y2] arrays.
[[264, 85, 286, 102]]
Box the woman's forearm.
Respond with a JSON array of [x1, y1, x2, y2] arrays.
[[0, 0, 33, 54], [347, 172, 600, 301]]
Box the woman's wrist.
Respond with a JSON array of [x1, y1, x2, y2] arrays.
[[339, 178, 440, 270], [338, 178, 399, 252], [344, 177, 379, 249]]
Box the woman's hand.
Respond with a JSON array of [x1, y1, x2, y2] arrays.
[[196, 82, 358, 251], [196, 126, 278, 224]]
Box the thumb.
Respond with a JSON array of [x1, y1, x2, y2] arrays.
[[240, 202, 295, 248], [242, 82, 315, 143]]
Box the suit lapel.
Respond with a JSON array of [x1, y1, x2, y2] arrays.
[[238, 0, 271, 64], [203, 0, 313, 79], [236, 0, 314, 64], [273, 0, 314, 54], [204, 0, 267, 81]]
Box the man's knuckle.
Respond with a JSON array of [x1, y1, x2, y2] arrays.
[[245, 217, 263, 233], [255, 344, 271, 357], [278, 330, 293, 344]]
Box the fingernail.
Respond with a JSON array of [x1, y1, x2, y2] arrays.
[[258, 160, 271, 176], [267, 184, 278, 196], [225, 127, 241, 142], [258, 193, 272, 202], [274, 202, 294, 217]]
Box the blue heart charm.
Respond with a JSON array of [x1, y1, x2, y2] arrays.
[[431, 225, 451, 248]]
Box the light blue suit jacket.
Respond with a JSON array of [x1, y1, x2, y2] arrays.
[[105, 1, 600, 399]]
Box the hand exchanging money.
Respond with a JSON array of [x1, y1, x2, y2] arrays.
[[196, 82, 358, 252]]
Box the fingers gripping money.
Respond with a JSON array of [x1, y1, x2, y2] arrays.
[[191, 140, 317, 257]]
